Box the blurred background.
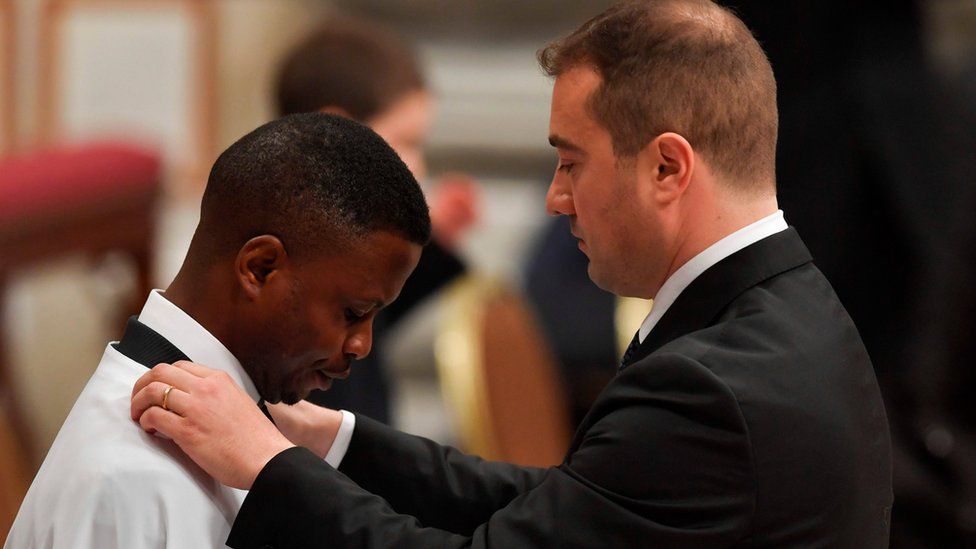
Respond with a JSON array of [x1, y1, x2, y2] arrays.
[[1, 1, 974, 547]]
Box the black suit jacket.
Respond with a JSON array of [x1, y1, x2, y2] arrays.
[[227, 228, 893, 548]]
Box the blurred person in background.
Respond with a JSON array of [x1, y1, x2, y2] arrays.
[[525, 216, 617, 428], [5, 114, 429, 548], [131, 2, 893, 546], [275, 15, 480, 425], [725, 1, 976, 546]]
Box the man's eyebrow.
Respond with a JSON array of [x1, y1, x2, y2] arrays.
[[548, 134, 584, 154]]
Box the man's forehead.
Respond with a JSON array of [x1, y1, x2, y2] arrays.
[[549, 66, 605, 148], [309, 238, 420, 307], [552, 66, 601, 107]]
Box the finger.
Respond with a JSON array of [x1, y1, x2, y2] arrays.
[[131, 381, 190, 420], [170, 360, 222, 378], [132, 368, 159, 399], [143, 362, 204, 394], [131, 360, 200, 397], [131, 382, 167, 421], [139, 405, 185, 439]]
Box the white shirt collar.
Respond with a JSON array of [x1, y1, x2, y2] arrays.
[[638, 210, 789, 343], [137, 289, 261, 403]]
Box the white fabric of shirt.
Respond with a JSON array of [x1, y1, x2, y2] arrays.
[[6, 290, 353, 547], [327, 410, 356, 467], [638, 211, 789, 343], [6, 291, 251, 548]]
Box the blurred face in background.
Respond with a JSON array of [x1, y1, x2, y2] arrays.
[[366, 90, 433, 182]]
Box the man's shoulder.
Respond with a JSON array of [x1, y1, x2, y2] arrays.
[[663, 260, 859, 358], [48, 347, 183, 468], [623, 260, 870, 405], [15, 347, 243, 533], [9, 342, 247, 546]]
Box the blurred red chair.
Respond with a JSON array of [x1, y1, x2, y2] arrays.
[[0, 141, 161, 471]]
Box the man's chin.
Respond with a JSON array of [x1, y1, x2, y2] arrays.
[[278, 392, 305, 405], [587, 264, 635, 297], [273, 385, 311, 405], [587, 263, 613, 293]]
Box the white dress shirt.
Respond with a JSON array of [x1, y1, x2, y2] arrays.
[[638, 210, 789, 343], [6, 290, 349, 548]]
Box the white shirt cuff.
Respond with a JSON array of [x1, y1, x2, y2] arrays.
[[323, 410, 355, 468]]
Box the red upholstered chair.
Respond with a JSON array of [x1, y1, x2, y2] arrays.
[[0, 141, 161, 469]]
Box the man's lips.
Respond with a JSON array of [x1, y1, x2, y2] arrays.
[[571, 229, 586, 252], [570, 225, 583, 243], [309, 364, 351, 391], [314, 360, 351, 380], [309, 360, 351, 390], [320, 366, 351, 380]]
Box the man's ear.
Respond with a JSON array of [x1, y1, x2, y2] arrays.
[[643, 132, 695, 204], [235, 235, 288, 300]]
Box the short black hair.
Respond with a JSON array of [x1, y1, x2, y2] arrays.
[[194, 113, 430, 261], [275, 16, 425, 119]]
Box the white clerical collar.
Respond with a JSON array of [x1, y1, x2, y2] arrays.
[[137, 289, 261, 403], [638, 210, 789, 343]]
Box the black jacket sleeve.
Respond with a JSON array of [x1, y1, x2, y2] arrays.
[[337, 416, 547, 534], [226, 354, 755, 549]]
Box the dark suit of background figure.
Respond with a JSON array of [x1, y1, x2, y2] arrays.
[[525, 215, 618, 428], [307, 240, 465, 423], [227, 228, 892, 548], [725, 2, 976, 546]]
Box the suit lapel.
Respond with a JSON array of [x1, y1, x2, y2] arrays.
[[622, 227, 813, 369]]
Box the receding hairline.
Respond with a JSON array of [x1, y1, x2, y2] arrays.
[[669, 0, 742, 38], [541, 0, 746, 77], [538, 0, 779, 191]]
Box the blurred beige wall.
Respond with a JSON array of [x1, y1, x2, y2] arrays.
[[214, 0, 327, 155]]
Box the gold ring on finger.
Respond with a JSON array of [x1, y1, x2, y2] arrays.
[[161, 385, 174, 412]]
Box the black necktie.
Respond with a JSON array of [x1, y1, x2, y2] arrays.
[[619, 331, 641, 372], [114, 315, 275, 425]]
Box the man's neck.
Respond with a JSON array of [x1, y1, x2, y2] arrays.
[[663, 195, 780, 288], [163, 268, 231, 349]]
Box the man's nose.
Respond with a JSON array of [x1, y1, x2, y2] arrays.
[[545, 176, 575, 216], [343, 323, 373, 361]]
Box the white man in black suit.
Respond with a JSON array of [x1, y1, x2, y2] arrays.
[[130, 1, 893, 547]]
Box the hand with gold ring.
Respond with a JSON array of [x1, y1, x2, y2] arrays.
[[161, 385, 174, 412], [130, 360, 294, 490]]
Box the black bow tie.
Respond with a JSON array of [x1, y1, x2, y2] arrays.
[[114, 315, 275, 424]]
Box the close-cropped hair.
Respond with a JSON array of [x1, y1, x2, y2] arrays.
[[539, 0, 778, 190], [275, 16, 425, 120], [196, 113, 431, 261]]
